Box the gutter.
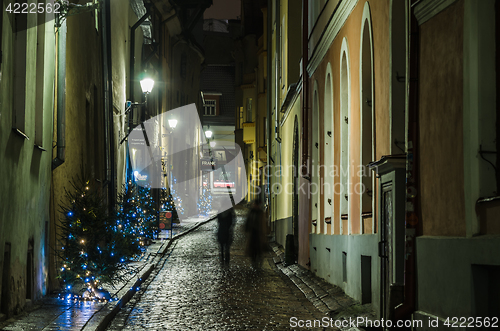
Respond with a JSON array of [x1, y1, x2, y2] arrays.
[[129, 5, 152, 101], [101, 0, 115, 207], [394, 0, 418, 321], [301, 0, 310, 180], [266, 0, 272, 226], [52, 17, 67, 170]]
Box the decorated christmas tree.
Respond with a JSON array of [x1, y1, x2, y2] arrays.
[[58, 175, 141, 294], [197, 182, 212, 216], [160, 187, 179, 221], [116, 181, 158, 241]]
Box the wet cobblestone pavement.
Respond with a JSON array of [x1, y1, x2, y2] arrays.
[[0, 298, 106, 331], [105, 214, 327, 330]]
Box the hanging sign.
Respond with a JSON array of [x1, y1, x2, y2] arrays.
[[200, 158, 217, 171]]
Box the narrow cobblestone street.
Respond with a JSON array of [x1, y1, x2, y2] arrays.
[[105, 213, 326, 330]]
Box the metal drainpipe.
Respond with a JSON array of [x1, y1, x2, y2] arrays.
[[301, 0, 309, 178], [394, 0, 418, 321], [274, 1, 280, 226], [275, 1, 280, 144], [266, 0, 273, 233], [130, 6, 151, 101], [52, 17, 66, 170], [125, 6, 151, 183], [101, 0, 115, 208]]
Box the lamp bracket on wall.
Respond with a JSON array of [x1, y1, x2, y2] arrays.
[[56, 0, 102, 27], [396, 71, 405, 83], [125, 100, 146, 114]]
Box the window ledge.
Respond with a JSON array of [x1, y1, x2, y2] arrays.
[[34, 145, 46, 152], [12, 128, 29, 140]]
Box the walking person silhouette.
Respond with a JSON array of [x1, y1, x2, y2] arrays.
[[217, 207, 235, 266], [245, 198, 267, 270]]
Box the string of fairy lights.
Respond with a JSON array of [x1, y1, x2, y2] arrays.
[[57, 172, 223, 302]]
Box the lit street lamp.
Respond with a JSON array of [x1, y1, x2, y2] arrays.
[[168, 119, 178, 129], [140, 77, 154, 95]]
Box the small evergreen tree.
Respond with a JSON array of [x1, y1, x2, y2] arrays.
[[160, 187, 178, 221], [116, 182, 158, 241], [58, 175, 141, 290], [198, 182, 212, 216]]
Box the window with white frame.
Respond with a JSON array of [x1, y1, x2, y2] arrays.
[[204, 99, 216, 116]]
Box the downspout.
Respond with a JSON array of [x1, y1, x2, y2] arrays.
[[52, 18, 67, 170], [125, 6, 151, 182], [129, 6, 151, 102], [394, 0, 418, 321], [101, 0, 115, 208], [266, 0, 273, 234], [275, 1, 280, 144], [301, 0, 310, 179], [274, 1, 281, 228]]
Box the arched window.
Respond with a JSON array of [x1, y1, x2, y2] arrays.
[[340, 38, 350, 235], [324, 64, 334, 234], [360, 3, 375, 234]]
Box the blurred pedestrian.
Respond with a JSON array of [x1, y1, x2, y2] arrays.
[[217, 208, 235, 266], [245, 198, 268, 269]]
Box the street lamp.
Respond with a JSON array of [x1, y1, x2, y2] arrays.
[[205, 129, 213, 138], [140, 77, 155, 95], [120, 73, 156, 146], [168, 119, 178, 129]]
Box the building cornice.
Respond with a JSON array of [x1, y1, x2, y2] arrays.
[[413, 0, 458, 25], [307, 0, 358, 78], [280, 79, 302, 127]]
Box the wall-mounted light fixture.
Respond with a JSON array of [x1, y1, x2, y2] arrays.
[[205, 125, 213, 139], [140, 77, 154, 95], [168, 119, 178, 129]]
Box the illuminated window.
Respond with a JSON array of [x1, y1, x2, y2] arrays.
[[204, 100, 216, 116], [239, 107, 244, 129]]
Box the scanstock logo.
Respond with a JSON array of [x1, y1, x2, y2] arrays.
[[128, 104, 247, 220]]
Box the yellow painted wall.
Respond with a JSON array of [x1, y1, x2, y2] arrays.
[[0, 9, 56, 313], [275, 98, 301, 221]]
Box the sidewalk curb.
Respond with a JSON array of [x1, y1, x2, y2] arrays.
[[269, 242, 376, 330], [82, 215, 217, 331]]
